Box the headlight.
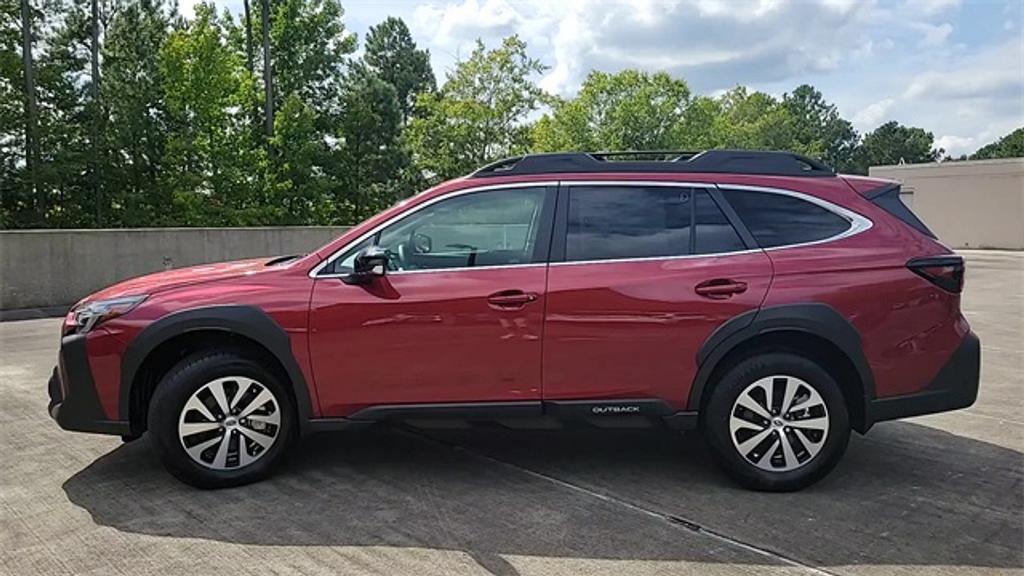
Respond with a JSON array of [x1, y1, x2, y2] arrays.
[[73, 295, 147, 332]]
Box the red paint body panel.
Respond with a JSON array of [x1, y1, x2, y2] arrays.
[[309, 267, 547, 415], [80, 259, 319, 419], [542, 252, 772, 409], [760, 186, 963, 398]]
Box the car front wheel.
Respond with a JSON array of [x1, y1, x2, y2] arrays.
[[703, 352, 850, 491], [148, 350, 295, 489]]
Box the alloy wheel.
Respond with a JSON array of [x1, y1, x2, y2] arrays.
[[177, 376, 281, 470], [729, 375, 829, 472]]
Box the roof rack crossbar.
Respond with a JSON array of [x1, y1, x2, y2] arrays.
[[469, 150, 836, 178]]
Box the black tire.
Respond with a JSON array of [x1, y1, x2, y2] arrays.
[[148, 350, 296, 489], [703, 352, 850, 491]]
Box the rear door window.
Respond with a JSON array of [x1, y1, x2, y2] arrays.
[[564, 185, 747, 262], [566, 186, 692, 262], [719, 189, 851, 248]]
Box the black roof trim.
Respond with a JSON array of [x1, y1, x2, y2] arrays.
[[470, 150, 836, 179]]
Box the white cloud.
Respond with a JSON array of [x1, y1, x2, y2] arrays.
[[853, 98, 895, 130], [909, 21, 954, 47], [903, 41, 1023, 100], [935, 134, 978, 155], [411, 0, 878, 95], [179, 0, 199, 19], [904, 0, 961, 16]]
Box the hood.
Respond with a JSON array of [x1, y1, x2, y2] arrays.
[[80, 258, 277, 305]]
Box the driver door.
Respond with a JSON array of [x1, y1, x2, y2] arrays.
[[308, 185, 555, 417]]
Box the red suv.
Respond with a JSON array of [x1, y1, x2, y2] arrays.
[[48, 150, 980, 491]]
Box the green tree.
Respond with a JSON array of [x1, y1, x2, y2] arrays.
[[1, 0, 26, 227], [160, 2, 261, 225], [266, 92, 328, 224], [102, 0, 172, 225], [675, 95, 722, 150], [269, 0, 354, 116], [783, 84, 858, 171], [971, 127, 1024, 160], [852, 120, 941, 174], [362, 16, 434, 124], [332, 67, 407, 220], [408, 36, 545, 181], [713, 87, 798, 151], [532, 70, 690, 152]]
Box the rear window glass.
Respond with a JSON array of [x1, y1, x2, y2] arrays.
[[720, 189, 851, 248]]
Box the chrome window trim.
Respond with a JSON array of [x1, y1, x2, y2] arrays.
[[310, 179, 873, 278], [310, 181, 559, 278], [716, 183, 873, 252], [548, 248, 765, 267]]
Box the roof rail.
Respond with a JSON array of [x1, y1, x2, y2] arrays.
[[469, 150, 835, 178]]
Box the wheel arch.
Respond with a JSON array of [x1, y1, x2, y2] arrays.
[[120, 305, 315, 436], [691, 304, 875, 433]]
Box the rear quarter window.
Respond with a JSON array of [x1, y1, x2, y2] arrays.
[[720, 189, 852, 248]]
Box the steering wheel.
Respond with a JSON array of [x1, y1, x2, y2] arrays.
[[393, 243, 407, 271]]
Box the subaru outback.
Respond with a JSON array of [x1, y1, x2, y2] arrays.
[[48, 150, 980, 491]]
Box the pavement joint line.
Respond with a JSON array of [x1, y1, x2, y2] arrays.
[[399, 426, 839, 576]]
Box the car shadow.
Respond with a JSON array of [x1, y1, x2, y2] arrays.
[[63, 420, 1023, 572]]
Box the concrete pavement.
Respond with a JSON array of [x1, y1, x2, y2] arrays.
[[1, 251, 1021, 575]]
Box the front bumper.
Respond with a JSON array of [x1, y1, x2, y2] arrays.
[[867, 331, 981, 425], [48, 333, 130, 436]]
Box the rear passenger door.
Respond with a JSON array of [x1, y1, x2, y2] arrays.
[[541, 183, 773, 411]]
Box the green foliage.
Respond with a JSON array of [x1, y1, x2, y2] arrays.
[[269, 0, 354, 111], [160, 2, 259, 225], [970, 127, 1023, 160], [851, 121, 942, 174], [712, 87, 798, 150], [333, 67, 407, 219], [408, 36, 545, 182], [102, 0, 172, 225], [782, 84, 858, 172], [267, 93, 327, 224], [362, 16, 434, 123], [0, 3, 1007, 229], [533, 70, 689, 152]]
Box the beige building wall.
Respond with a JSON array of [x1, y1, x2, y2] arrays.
[[869, 158, 1024, 250]]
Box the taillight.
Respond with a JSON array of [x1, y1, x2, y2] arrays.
[[907, 255, 964, 293]]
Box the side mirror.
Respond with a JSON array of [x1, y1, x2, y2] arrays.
[[343, 246, 388, 285]]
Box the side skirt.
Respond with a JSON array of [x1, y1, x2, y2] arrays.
[[305, 400, 700, 432]]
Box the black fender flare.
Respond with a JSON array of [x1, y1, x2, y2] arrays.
[[689, 303, 875, 428], [120, 305, 315, 433]]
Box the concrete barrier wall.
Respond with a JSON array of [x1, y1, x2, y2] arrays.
[[0, 227, 350, 310]]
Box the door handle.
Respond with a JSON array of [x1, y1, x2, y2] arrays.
[[695, 279, 748, 299], [487, 290, 538, 309]]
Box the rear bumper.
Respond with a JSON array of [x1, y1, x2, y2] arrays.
[[48, 333, 130, 436], [867, 331, 980, 426]]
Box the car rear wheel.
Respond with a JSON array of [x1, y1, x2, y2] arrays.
[[703, 352, 850, 491], [148, 350, 295, 489]]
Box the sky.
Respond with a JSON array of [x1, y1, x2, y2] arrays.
[[184, 0, 1023, 157]]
